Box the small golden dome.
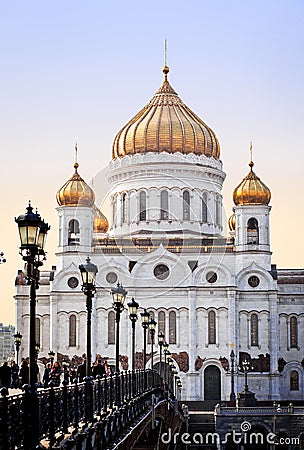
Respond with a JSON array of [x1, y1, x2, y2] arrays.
[[112, 66, 220, 159], [56, 162, 95, 207], [228, 213, 236, 231], [93, 205, 109, 233], [233, 161, 271, 206]]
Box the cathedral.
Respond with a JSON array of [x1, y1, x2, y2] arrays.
[[15, 64, 304, 402]]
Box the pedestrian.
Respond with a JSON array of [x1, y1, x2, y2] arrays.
[[50, 361, 61, 386], [10, 361, 19, 388], [0, 361, 11, 388], [19, 359, 29, 386], [77, 359, 86, 382], [103, 360, 112, 377], [42, 362, 52, 388], [92, 359, 106, 378]]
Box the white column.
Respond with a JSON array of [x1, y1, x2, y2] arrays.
[[227, 290, 237, 350], [269, 292, 280, 399], [176, 311, 180, 348], [247, 316, 251, 348], [188, 288, 197, 371], [50, 294, 58, 355], [287, 318, 290, 350], [91, 295, 97, 362], [186, 287, 199, 400]]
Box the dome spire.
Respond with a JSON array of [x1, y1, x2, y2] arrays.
[[249, 141, 254, 170], [56, 145, 95, 207], [233, 148, 271, 206], [74, 142, 79, 171], [163, 38, 169, 81]]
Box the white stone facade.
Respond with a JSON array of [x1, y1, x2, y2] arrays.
[[14, 85, 304, 404]]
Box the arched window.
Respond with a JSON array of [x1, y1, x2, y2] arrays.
[[160, 190, 169, 220], [139, 191, 147, 221], [35, 318, 40, 345], [158, 311, 166, 336], [122, 193, 127, 223], [290, 370, 299, 390], [208, 311, 216, 344], [251, 313, 259, 347], [183, 191, 190, 220], [290, 317, 298, 348], [108, 311, 115, 345], [215, 195, 221, 226], [69, 315, 77, 347], [247, 218, 259, 245], [148, 311, 155, 345], [169, 311, 176, 344], [68, 219, 80, 245], [202, 192, 208, 223]]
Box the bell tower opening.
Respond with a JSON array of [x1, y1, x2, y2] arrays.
[[247, 217, 259, 245]]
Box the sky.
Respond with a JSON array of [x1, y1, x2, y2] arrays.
[[0, 0, 303, 325]]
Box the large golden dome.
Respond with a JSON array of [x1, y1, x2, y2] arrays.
[[233, 161, 271, 206], [93, 205, 109, 233], [112, 66, 220, 159], [56, 162, 95, 207]]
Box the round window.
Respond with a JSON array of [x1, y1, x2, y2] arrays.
[[206, 271, 217, 284], [248, 275, 260, 288], [154, 264, 170, 280], [106, 272, 118, 284], [67, 277, 79, 289]]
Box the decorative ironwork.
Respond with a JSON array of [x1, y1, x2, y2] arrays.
[[0, 369, 162, 449]]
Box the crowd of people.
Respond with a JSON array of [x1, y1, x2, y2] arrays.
[[0, 358, 113, 390]]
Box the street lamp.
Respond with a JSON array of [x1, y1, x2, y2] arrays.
[[48, 350, 55, 365], [111, 282, 127, 373], [238, 358, 254, 393], [230, 349, 236, 402], [148, 318, 157, 383], [15, 202, 50, 389], [79, 257, 98, 377], [158, 331, 165, 370], [0, 251, 6, 264], [237, 358, 257, 407], [127, 297, 139, 371], [14, 331, 22, 365], [140, 309, 150, 370]]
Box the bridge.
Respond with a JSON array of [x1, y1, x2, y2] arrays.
[[0, 369, 183, 449]]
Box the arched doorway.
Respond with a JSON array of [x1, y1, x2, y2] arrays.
[[204, 365, 221, 402]]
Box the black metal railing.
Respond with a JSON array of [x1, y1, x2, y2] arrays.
[[0, 369, 162, 449]]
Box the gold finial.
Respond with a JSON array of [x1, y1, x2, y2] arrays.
[[249, 141, 254, 170], [163, 38, 169, 81], [74, 142, 79, 171]]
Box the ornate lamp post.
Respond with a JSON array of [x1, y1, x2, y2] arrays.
[[158, 331, 165, 374], [15, 202, 50, 389], [48, 350, 55, 365], [148, 318, 157, 387], [229, 349, 236, 403], [15, 202, 49, 448], [79, 257, 98, 377], [163, 343, 169, 388], [148, 318, 157, 373], [0, 251, 6, 264], [127, 297, 139, 371], [14, 331, 22, 365], [140, 309, 150, 369], [237, 358, 257, 406], [111, 282, 127, 373]]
